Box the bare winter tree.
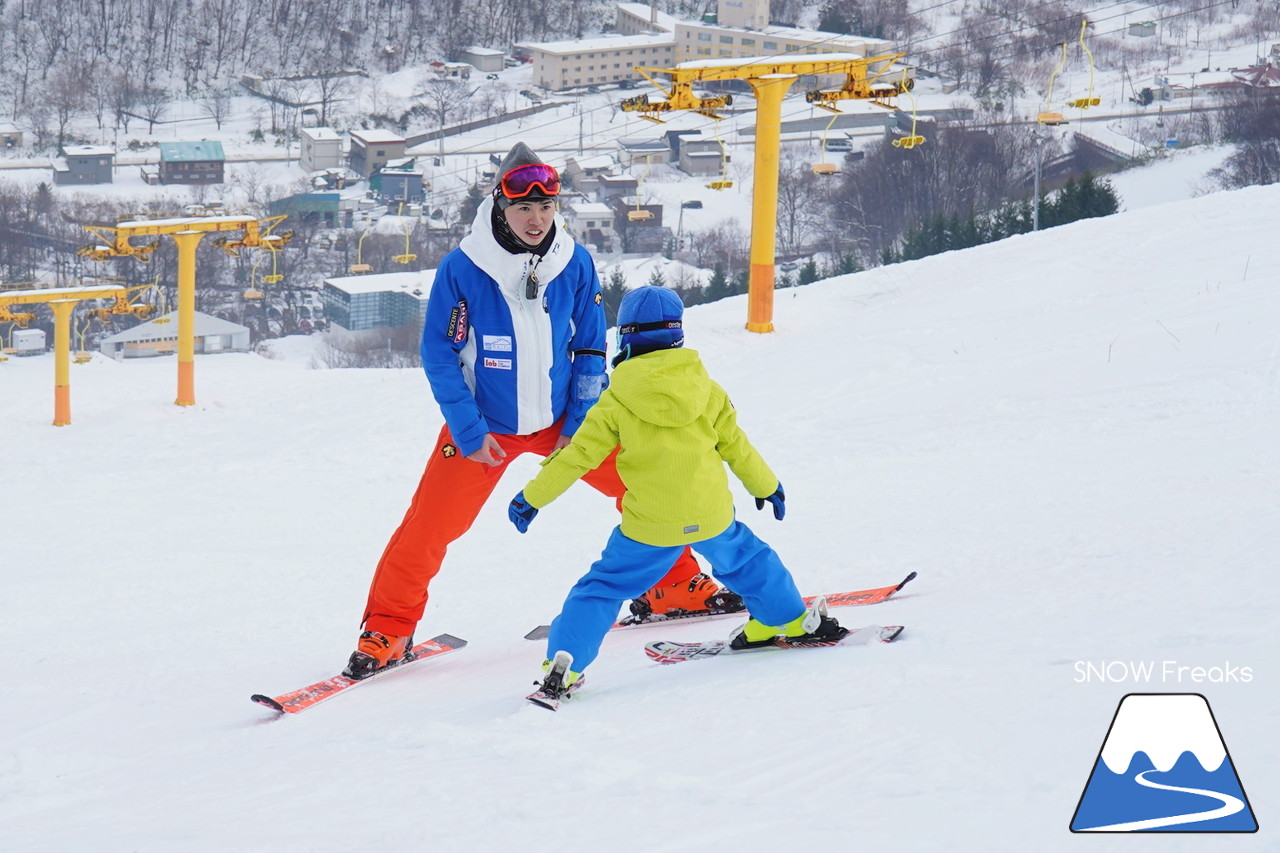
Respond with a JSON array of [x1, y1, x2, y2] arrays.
[[775, 153, 827, 258], [201, 87, 234, 131], [415, 76, 477, 136], [139, 86, 170, 134], [46, 65, 90, 149]]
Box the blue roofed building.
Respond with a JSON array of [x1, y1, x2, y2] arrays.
[[159, 141, 226, 185]]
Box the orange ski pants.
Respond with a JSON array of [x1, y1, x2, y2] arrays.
[[362, 420, 701, 635]]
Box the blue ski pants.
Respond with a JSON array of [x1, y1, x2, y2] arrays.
[[545, 520, 807, 672]]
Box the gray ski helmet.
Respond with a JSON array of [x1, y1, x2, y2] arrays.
[[494, 142, 557, 209]]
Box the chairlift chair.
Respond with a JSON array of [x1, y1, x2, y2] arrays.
[[811, 110, 843, 175], [706, 119, 733, 190], [1065, 20, 1101, 109], [891, 68, 926, 149], [350, 229, 372, 273]]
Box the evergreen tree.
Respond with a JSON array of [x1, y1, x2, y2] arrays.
[[799, 258, 819, 285], [705, 263, 731, 302], [835, 253, 862, 275], [645, 268, 667, 289], [602, 267, 628, 326]]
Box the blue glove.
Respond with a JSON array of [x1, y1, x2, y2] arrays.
[[509, 491, 538, 533], [755, 483, 786, 520]]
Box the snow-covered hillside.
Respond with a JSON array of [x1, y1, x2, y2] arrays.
[[2, 183, 1277, 850]]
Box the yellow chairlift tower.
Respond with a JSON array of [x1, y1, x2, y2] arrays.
[[79, 214, 292, 408], [0, 282, 154, 425], [622, 52, 908, 332]]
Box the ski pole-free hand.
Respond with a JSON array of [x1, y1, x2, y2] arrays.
[[509, 490, 539, 533], [755, 483, 786, 520], [468, 434, 507, 466]]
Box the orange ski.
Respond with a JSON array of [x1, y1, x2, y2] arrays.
[[251, 633, 467, 715]]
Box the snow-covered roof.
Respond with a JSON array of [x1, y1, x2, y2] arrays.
[[1231, 65, 1280, 87], [325, 270, 435, 297], [62, 145, 114, 157], [564, 202, 613, 217], [99, 311, 248, 344], [516, 33, 673, 55], [616, 3, 679, 32], [462, 46, 505, 57], [618, 137, 668, 151], [566, 153, 615, 171], [301, 127, 341, 141], [350, 129, 405, 144]]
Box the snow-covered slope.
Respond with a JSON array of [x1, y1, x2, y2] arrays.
[[3, 185, 1277, 851]]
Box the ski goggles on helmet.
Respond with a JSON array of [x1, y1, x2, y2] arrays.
[[500, 163, 560, 200]]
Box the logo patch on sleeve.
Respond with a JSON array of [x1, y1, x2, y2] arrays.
[[447, 300, 468, 343], [483, 357, 512, 370], [594, 292, 602, 305]]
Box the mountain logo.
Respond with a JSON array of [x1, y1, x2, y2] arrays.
[[1070, 693, 1258, 833]]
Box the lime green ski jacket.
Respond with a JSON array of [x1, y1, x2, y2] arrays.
[[522, 347, 779, 546]]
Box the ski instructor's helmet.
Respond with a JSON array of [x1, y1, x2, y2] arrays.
[[613, 285, 684, 366]]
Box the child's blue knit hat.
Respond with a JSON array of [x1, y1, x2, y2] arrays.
[[614, 285, 684, 365]]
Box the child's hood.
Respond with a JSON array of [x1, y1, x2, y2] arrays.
[[610, 348, 712, 428]]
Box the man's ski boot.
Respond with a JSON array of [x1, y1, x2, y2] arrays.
[[526, 650, 585, 711], [343, 630, 415, 680], [728, 597, 848, 651], [628, 572, 744, 619]]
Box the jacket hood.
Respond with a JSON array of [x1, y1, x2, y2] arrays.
[[609, 348, 711, 428], [458, 196, 572, 298]]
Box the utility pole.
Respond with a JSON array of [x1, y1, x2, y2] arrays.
[[1032, 129, 1048, 232]]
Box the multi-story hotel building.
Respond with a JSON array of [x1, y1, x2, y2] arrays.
[[517, 1, 892, 92]]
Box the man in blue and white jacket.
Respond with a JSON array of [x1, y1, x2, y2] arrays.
[[345, 143, 736, 679]]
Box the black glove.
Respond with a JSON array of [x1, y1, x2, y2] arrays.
[[755, 483, 785, 521]]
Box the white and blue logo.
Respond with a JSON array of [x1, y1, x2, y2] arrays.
[[1071, 693, 1257, 833]]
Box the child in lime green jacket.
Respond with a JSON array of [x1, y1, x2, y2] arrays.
[[508, 286, 846, 704]]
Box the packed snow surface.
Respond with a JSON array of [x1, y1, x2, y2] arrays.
[[3, 184, 1278, 851]]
